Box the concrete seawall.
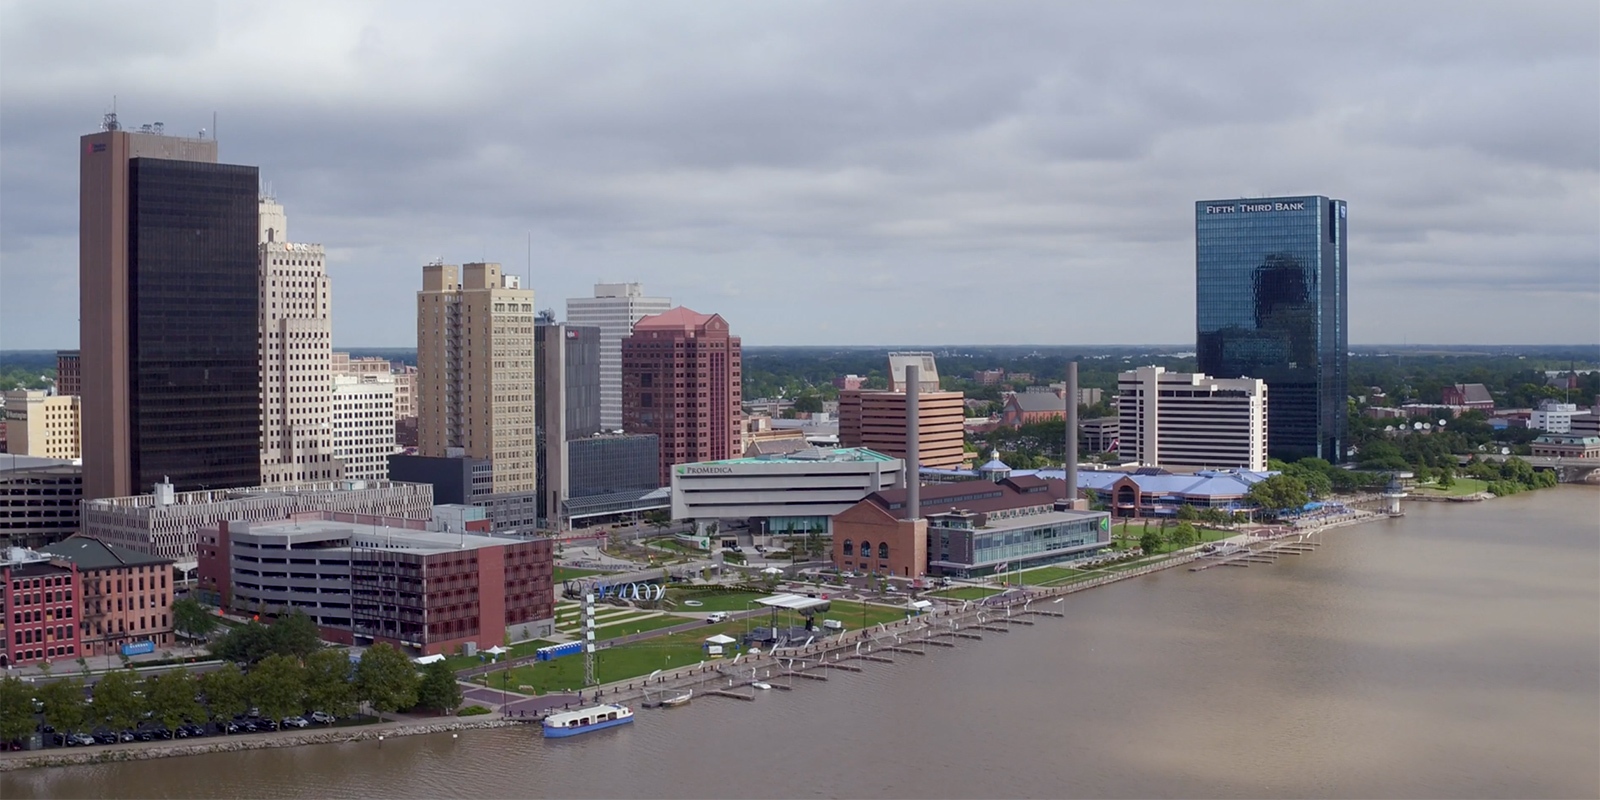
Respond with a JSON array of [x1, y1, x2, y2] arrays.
[[0, 717, 521, 772]]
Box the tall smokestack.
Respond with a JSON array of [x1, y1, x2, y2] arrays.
[[906, 364, 920, 520], [1066, 361, 1079, 508]]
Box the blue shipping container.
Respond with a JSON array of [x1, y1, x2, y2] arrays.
[[121, 640, 155, 656]]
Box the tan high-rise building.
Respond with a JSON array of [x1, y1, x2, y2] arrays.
[[3, 391, 82, 460], [258, 198, 340, 485], [567, 283, 671, 432], [417, 263, 537, 494], [838, 390, 966, 470]]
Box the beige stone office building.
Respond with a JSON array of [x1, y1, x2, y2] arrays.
[[838, 389, 967, 470], [417, 263, 537, 494], [1117, 366, 1268, 471], [332, 374, 399, 481], [258, 197, 340, 485], [3, 391, 81, 460]]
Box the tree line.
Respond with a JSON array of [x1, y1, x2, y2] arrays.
[[1, 639, 462, 743]]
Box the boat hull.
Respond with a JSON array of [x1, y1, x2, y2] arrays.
[[542, 716, 634, 738]]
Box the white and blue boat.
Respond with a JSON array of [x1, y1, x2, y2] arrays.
[[542, 703, 634, 738]]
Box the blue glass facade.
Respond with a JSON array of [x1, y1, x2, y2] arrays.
[[1196, 196, 1348, 461]]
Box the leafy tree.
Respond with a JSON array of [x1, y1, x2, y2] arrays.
[[1169, 522, 1199, 549], [211, 620, 276, 664], [94, 669, 145, 731], [172, 597, 219, 641], [248, 654, 307, 723], [791, 394, 824, 414], [198, 664, 249, 723], [1248, 474, 1309, 515], [144, 669, 203, 731], [269, 610, 323, 659], [39, 677, 87, 733], [1175, 504, 1199, 522], [1138, 530, 1163, 555], [355, 643, 419, 722], [303, 649, 358, 719], [0, 676, 35, 742], [415, 661, 463, 715]]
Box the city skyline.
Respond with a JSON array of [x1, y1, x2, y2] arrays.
[[1, 3, 1597, 351]]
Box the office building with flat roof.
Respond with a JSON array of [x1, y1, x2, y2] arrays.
[[535, 313, 602, 529], [1117, 366, 1269, 471], [80, 117, 262, 499], [839, 390, 966, 470], [3, 391, 81, 460], [622, 307, 742, 485], [196, 511, 554, 655], [259, 196, 340, 485], [331, 374, 398, 482], [567, 283, 672, 432], [417, 262, 537, 495], [1197, 195, 1347, 461], [36, 536, 175, 660], [55, 351, 81, 397], [670, 447, 904, 534]]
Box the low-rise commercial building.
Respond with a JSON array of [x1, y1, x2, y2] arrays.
[[830, 476, 1109, 579], [1441, 383, 1494, 410], [1530, 401, 1581, 433], [83, 479, 435, 560], [0, 455, 82, 549], [670, 447, 903, 535], [197, 511, 554, 655], [1117, 366, 1268, 471], [1530, 434, 1600, 459], [3, 390, 81, 460], [1, 547, 82, 668], [1065, 468, 1275, 518], [36, 536, 174, 659], [838, 390, 965, 470]]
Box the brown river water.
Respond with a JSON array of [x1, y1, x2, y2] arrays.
[[6, 485, 1597, 799]]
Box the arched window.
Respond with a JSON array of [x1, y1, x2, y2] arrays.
[[842, 539, 853, 556], [878, 542, 889, 559], [860, 541, 872, 560]]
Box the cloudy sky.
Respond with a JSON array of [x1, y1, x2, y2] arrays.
[[2, 1, 1596, 349]]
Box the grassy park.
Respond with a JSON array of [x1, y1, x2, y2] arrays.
[[928, 586, 1001, 600], [667, 589, 770, 612], [553, 566, 604, 582], [1411, 477, 1489, 496]]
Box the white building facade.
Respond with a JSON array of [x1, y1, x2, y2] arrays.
[[669, 447, 903, 535], [332, 374, 399, 482], [258, 197, 340, 485], [1530, 401, 1581, 433], [1117, 366, 1269, 471], [565, 282, 671, 432]]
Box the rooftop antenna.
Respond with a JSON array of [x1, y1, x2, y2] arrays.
[[213, 111, 218, 143]]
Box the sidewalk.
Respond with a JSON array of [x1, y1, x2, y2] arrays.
[[4, 643, 212, 680]]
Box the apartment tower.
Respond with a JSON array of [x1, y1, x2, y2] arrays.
[[838, 352, 965, 470], [80, 115, 261, 499], [417, 262, 537, 494], [534, 313, 602, 529], [566, 283, 671, 432], [621, 307, 741, 485], [258, 196, 340, 484], [1116, 366, 1268, 471]]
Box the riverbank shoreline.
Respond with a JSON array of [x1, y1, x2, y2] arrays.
[[0, 716, 522, 772], [3, 511, 1384, 773]]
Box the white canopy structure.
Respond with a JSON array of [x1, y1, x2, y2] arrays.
[[755, 593, 830, 613], [413, 654, 446, 665], [705, 633, 738, 645], [484, 646, 508, 656]]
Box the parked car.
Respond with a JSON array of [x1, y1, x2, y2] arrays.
[[282, 716, 310, 728], [118, 730, 136, 743], [310, 711, 336, 725], [705, 612, 729, 624], [257, 719, 278, 731], [68, 732, 97, 747], [224, 721, 243, 735], [93, 730, 119, 744], [182, 723, 206, 737]]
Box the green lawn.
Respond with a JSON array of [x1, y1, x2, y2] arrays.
[[822, 600, 913, 629], [1412, 477, 1489, 497], [928, 586, 1001, 600], [483, 620, 756, 695], [667, 589, 770, 612], [647, 538, 702, 555], [442, 639, 556, 671], [593, 614, 687, 641], [553, 567, 603, 582], [1009, 566, 1088, 585]]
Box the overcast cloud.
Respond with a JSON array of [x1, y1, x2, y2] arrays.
[[2, 0, 1596, 348]]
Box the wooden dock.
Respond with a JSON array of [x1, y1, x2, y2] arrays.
[[707, 689, 755, 701]]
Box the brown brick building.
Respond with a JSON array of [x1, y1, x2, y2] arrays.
[[2, 553, 82, 668], [37, 536, 174, 659], [838, 390, 966, 470], [622, 307, 742, 485]]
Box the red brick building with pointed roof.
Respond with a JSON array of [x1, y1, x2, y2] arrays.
[[622, 307, 742, 485]]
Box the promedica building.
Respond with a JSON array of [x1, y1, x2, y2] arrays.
[[1196, 196, 1348, 461], [670, 447, 904, 538]]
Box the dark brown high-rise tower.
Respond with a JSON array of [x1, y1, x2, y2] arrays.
[[80, 116, 261, 500]]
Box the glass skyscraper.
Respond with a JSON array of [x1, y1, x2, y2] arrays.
[[1196, 196, 1348, 462]]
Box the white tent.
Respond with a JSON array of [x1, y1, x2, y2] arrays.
[[413, 654, 446, 665], [760, 567, 783, 575], [484, 646, 509, 656], [705, 633, 738, 645]]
